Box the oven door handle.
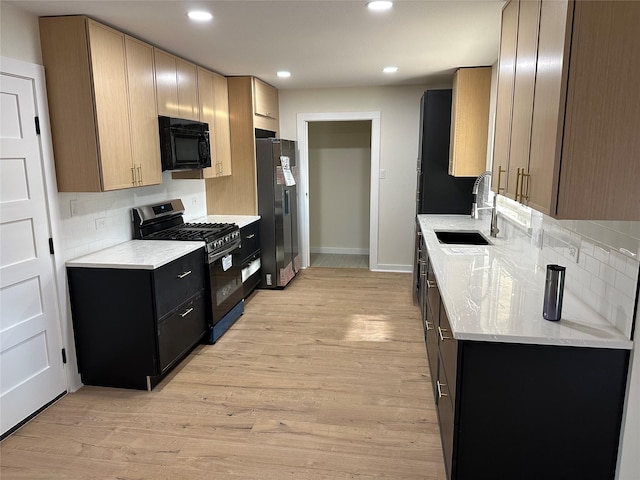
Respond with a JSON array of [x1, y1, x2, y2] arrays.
[[208, 240, 241, 264]]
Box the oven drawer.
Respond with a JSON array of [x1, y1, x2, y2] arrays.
[[157, 292, 207, 372], [154, 248, 206, 318], [236, 221, 260, 263]]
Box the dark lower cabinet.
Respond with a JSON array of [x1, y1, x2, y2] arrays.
[[235, 219, 261, 298], [67, 248, 208, 390], [423, 253, 630, 480]]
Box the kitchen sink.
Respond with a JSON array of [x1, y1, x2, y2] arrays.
[[434, 230, 491, 246]]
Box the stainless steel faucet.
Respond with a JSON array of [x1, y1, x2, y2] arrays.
[[471, 171, 492, 219], [490, 194, 500, 237]]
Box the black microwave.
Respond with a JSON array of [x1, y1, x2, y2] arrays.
[[158, 116, 212, 171]]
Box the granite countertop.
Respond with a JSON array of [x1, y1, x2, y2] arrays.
[[65, 240, 204, 270], [192, 215, 260, 229], [418, 215, 633, 350]]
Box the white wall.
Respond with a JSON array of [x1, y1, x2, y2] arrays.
[[0, 2, 42, 64], [279, 84, 439, 268], [309, 121, 371, 254], [1, 3, 207, 390]]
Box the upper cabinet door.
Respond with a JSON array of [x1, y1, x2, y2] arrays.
[[448, 67, 492, 178], [491, 0, 518, 195], [527, 0, 572, 216], [176, 58, 199, 121], [555, 1, 640, 220], [125, 36, 161, 187], [213, 73, 232, 177], [505, 0, 540, 203], [154, 49, 179, 118], [253, 77, 278, 119], [87, 20, 134, 191]]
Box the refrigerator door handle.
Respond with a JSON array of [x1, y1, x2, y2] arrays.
[[284, 189, 290, 216]]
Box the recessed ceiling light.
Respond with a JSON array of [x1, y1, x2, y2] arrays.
[[383, 66, 398, 73], [367, 1, 393, 11], [277, 71, 291, 78], [187, 11, 213, 21]]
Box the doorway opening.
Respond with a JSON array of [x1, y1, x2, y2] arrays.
[[296, 112, 381, 270], [308, 120, 371, 269]]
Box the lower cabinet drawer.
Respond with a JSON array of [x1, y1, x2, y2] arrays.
[[157, 292, 207, 372], [154, 248, 206, 319], [237, 221, 260, 263], [436, 371, 455, 480], [438, 301, 458, 403], [425, 317, 439, 400], [241, 252, 261, 298]]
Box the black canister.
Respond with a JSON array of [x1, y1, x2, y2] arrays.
[[543, 264, 566, 321]]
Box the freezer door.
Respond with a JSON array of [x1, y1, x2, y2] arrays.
[[285, 140, 300, 272]]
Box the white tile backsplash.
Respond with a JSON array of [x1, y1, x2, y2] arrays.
[[58, 173, 206, 262], [495, 195, 639, 339]]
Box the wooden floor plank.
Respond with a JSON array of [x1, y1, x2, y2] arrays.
[[0, 268, 445, 479]]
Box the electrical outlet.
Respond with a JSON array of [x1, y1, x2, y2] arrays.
[[70, 199, 79, 217], [568, 244, 579, 263], [95, 217, 106, 231], [191, 197, 197, 206], [379, 169, 386, 179], [533, 229, 544, 249]]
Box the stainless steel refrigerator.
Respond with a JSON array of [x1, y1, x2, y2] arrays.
[[255, 138, 300, 289]]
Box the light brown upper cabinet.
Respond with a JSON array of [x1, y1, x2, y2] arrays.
[[252, 77, 279, 132], [39, 16, 161, 191], [492, 0, 640, 220], [491, 0, 519, 196], [448, 67, 492, 177], [172, 68, 232, 180], [154, 49, 198, 121], [205, 76, 279, 215]]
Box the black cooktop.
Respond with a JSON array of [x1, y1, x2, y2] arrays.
[[146, 222, 237, 241]]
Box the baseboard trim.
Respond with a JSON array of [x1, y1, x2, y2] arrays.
[[370, 264, 412, 273], [310, 247, 369, 255]]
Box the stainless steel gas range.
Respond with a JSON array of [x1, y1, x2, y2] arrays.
[[133, 199, 244, 343]]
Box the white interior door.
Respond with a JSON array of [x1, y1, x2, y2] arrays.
[[0, 70, 66, 437]]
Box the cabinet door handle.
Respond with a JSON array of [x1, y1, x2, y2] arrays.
[[137, 165, 143, 186], [514, 168, 522, 202], [437, 380, 448, 398], [246, 234, 255, 239], [438, 326, 451, 341], [426, 321, 434, 331], [130, 166, 136, 186], [496, 166, 506, 193], [180, 307, 194, 318], [427, 280, 437, 288], [177, 270, 192, 279], [520, 172, 530, 202]]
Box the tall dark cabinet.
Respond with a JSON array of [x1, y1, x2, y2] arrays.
[[416, 90, 476, 215]]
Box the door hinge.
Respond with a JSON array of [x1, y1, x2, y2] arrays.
[[35, 116, 41, 135], [61, 348, 67, 364], [49, 238, 54, 254]]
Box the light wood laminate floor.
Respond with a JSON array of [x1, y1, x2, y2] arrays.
[[0, 268, 445, 479]]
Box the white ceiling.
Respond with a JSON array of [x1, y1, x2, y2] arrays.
[[9, 0, 505, 90]]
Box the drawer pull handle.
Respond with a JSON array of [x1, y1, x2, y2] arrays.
[[180, 307, 194, 318], [438, 326, 451, 341], [177, 271, 192, 279], [427, 280, 437, 288], [426, 321, 434, 331], [246, 234, 255, 239], [437, 380, 448, 398]]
